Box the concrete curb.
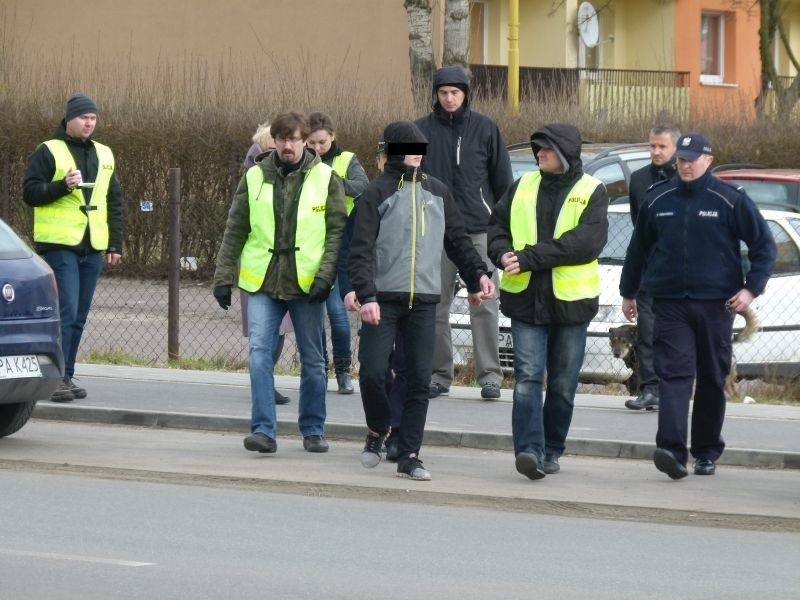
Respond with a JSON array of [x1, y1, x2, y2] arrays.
[[33, 404, 800, 470]]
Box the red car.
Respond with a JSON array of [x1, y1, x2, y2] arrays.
[[715, 167, 800, 213]]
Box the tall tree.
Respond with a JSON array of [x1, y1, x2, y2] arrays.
[[405, 0, 435, 108], [749, 0, 800, 120], [442, 0, 470, 67]]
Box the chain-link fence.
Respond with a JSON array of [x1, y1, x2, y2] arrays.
[[81, 201, 800, 388]]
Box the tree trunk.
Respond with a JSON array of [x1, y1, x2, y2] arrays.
[[404, 0, 435, 109], [442, 0, 470, 68]]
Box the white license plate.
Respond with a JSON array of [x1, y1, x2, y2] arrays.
[[0, 355, 42, 379], [498, 332, 514, 348]]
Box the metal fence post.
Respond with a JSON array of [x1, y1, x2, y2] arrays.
[[168, 168, 181, 360]]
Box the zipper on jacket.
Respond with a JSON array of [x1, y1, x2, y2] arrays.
[[479, 187, 491, 214], [456, 136, 462, 166], [409, 169, 418, 309]]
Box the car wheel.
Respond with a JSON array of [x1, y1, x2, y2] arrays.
[[0, 401, 37, 438]]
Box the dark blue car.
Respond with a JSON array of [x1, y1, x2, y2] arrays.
[[0, 218, 63, 437]]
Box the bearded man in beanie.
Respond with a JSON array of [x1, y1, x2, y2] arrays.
[[23, 93, 123, 403], [348, 120, 495, 481], [415, 65, 512, 402]]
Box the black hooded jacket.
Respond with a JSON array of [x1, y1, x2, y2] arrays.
[[414, 66, 513, 234], [23, 121, 124, 255], [488, 124, 609, 324]]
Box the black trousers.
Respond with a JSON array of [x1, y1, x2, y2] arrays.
[[653, 299, 733, 465], [635, 290, 658, 395], [358, 301, 435, 462]]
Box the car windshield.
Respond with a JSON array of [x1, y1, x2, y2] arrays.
[[0, 219, 32, 260], [598, 212, 632, 265]]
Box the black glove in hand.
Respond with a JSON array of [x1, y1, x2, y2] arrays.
[[307, 277, 332, 303], [213, 285, 232, 310]]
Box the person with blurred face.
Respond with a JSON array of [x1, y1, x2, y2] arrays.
[[488, 123, 609, 481], [620, 133, 776, 480], [624, 124, 681, 412], [213, 111, 346, 456], [306, 112, 369, 394], [349, 120, 495, 481], [244, 122, 277, 169], [415, 65, 513, 402], [22, 93, 124, 403]]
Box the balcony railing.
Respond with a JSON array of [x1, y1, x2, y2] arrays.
[[471, 65, 691, 120]]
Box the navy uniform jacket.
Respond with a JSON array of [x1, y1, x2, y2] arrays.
[[620, 169, 776, 301]]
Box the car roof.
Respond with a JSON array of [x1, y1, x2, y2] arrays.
[[716, 169, 800, 182]]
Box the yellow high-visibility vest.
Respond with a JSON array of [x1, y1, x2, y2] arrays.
[[331, 151, 356, 215], [34, 140, 114, 249], [238, 163, 333, 293], [499, 170, 602, 301]]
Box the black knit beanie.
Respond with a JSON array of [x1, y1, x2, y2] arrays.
[[65, 93, 98, 122]]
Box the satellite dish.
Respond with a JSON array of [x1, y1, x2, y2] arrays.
[[577, 2, 600, 48]]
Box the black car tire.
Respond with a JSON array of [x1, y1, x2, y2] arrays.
[[0, 400, 36, 438]]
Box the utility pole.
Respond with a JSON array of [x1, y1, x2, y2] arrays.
[[508, 0, 520, 115]]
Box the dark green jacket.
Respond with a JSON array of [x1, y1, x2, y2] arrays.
[[214, 148, 346, 300]]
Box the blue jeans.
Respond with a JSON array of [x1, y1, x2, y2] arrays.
[[325, 277, 352, 365], [247, 292, 327, 439], [42, 249, 103, 380], [510, 320, 588, 460]]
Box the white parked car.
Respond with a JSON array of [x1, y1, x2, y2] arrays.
[[450, 205, 800, 385]]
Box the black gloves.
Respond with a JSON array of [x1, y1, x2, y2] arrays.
[[307, 277, 332, 303], [213, 285, 232, 310]]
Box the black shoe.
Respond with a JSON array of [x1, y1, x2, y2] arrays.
[[336, 372, 354, 395], [275, 390, 291, 405], [303, 435, 329, 453], [480, 382, 501, 400], [243, 432, 277, 453], [515, 452, 546, 480], [653, 448, 688, 480], [543, 454, 560, 474], [64, 378, 87, 399], [428, 382, 450, 398], [693, 458, 716, 476], [625, 392, 659, 411], [385, 435, 399, 462], [50, 382, 75, 403], [396, 456, 432, 481]]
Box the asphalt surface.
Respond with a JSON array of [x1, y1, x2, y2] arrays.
[[8, 363, 799, 531]]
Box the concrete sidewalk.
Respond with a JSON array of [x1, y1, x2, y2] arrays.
[[30, 363, 800, 470]]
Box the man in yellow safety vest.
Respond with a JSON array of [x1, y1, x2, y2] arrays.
[[23, 93, 124, 403], [488, 123, 609, 481], [213, 111, 346, 455]]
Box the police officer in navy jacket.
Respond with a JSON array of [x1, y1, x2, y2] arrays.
[[619, 133, 776, 480]]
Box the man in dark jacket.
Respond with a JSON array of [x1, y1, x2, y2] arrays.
[[488, 124, 608, 480], [213, 111, 346, 456], [415, 65, 513, 401], [624, 123, 680, 411], [620, 133, 776, 480], [23, 93, 124, 403], [349, 121, 495, 481]]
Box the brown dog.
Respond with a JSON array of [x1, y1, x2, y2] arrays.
[[609, 307, 759, 399]]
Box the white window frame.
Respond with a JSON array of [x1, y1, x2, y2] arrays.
[[470, 1, 488, 64], [700, 12, 724, 84]]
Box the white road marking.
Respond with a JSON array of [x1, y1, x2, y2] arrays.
[[0, 548, 155, 567]]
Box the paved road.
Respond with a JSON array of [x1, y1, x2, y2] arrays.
[[31, 363, 800, 469], [2, 466, 798, 600]]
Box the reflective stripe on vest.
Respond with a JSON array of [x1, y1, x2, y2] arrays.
[[331, 151, 355, 215], [238, 163, 333, 293], [34, 140, 114, 249], [499, 171, 602, 301]]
